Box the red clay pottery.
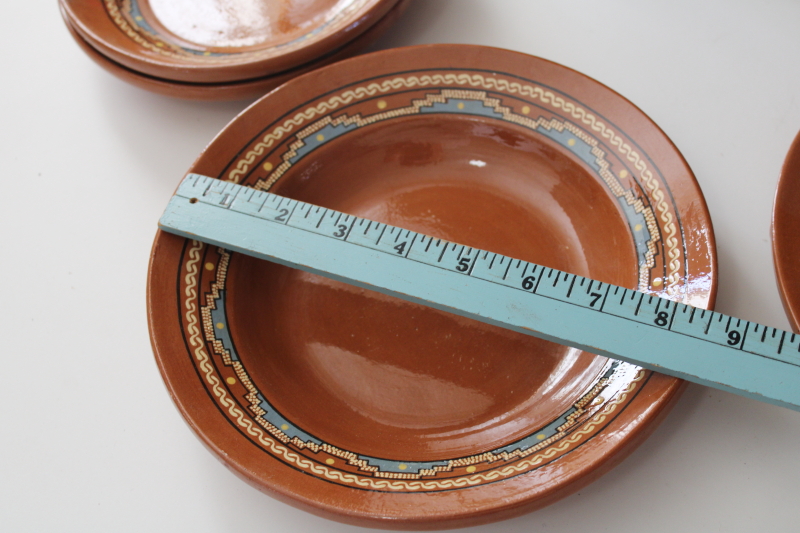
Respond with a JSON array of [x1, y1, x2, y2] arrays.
[[773, 129, 800, 331], [147, 44, 717, 528], [61, 0, 409, 101]]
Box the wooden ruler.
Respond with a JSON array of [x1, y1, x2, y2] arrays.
[[159, 173, 800, 411]]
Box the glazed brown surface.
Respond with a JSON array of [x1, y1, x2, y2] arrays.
[[143, 0, 345, 51], [60, 0, 400, 82], [147, 45, 717, 528], [227, 115, 635, 460], [60, 0, 410, 100], [773, 129, 800, 332]]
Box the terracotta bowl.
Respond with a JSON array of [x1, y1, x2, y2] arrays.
[[773, 129, 800, 332], [147, 45, 717, 529], [60, 0, 401, 83], [61, 0, 410, 101]]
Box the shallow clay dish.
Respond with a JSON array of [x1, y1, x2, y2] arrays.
[[147, 45, 716, 529], [773, 129, 800, 331], [61, 0, 409, 101], [61, 0, 400, 83]]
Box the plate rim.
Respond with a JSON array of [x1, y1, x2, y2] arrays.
[[772, 129, 800, 332], [59, 0, 401, 83], [60, 0, 410, 100], [147, 43, 718, 528]]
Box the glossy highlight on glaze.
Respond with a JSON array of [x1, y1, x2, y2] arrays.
[[59, 0, 401, 83], [146, 45, 717, 528], [225, 116, 632, 459], [59, 0, 410, 100], [147, 0, 353, 49]]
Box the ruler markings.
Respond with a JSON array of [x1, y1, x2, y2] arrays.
[[596, 283, 611, 313], [502, 259, 512, 280], [738, 322, 751, 351], [159, 174, 800, 410], [666, 302, 677, 331]]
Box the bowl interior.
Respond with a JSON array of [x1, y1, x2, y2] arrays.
[[148, 45, 718, 526], [224, 114, 639, 461], [61, 0, 399, 83], [142, 0, 352, 52]]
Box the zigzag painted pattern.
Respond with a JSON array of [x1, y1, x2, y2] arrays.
[[183, 238, 646, 490], [252, 89, 662, 292], [227, 73, 683, 297], [198, 246, 618, 475]]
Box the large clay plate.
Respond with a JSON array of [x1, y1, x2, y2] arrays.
[[61, 0, 400, 83], [147, 45, 716, 529], [60, 0, 410, 101], [773, 129, 800, 331]]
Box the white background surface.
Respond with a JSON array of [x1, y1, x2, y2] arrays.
[[2, 1, 800, 531]]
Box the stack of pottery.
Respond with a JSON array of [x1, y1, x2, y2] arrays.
[[59, 0, 408, 100]]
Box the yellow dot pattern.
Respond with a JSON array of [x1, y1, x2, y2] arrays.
[[281, 424, 289, 430], [634, 224, 643, 232], [325, 458, 335, 465], [226, 377, 236, 385], [216, 322, 225, 329], [620, 170, 628, 178], [377, 100, 387, 109], [175, 77, 667, 488], [457, 102, 465, 110], [567, 138, 576, 146], [205, 262, 215, 271], [522, 105, 530, 115], [652, 278, 663, 287], [263, 162, 273, 172], [316, 134, 325, 142]]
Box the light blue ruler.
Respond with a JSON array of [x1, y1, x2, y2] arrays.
[[159, 173, 800, 411]]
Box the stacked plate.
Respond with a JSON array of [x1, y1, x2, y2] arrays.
[[59, 0, 408, 100]]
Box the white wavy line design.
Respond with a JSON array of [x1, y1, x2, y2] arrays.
[[178, 73, 689, 490], [182, 238, 646, 490]]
